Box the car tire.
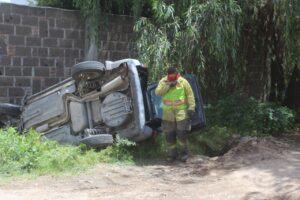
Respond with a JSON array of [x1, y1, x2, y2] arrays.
[[0, 103, 21, 117], [71, 61, 105, 81], [80, 133, 114, 148], [0, 103, 21, 128]]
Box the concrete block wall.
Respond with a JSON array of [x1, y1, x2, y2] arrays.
[[0, 3, 135, 104]]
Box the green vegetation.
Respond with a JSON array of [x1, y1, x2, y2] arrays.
[[0, 128, 135, 178], [0, 95, 297, 178], [206, 95, 295, 135], [97, 136, 136, 164], [0, 127, 169, 178], [134, 0, 300, 103], [135, 0, 241, 86]]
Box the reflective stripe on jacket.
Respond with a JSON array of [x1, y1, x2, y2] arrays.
[[163, 99, 187, 106], [155, 76, 195, 121]]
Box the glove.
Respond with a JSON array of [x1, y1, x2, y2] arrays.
[[187, 110, 195, 119], [169, 80, 177, 87]]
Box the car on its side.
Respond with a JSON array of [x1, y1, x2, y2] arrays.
[[0, 59, 206, 147]]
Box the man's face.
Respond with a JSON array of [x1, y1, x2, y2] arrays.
[[167, 73, 178, 81]]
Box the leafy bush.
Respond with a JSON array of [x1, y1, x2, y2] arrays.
[[255, 103, 295, 134], [96, 136, 136, 164], [205, 95, 258, 133], [0, 128, 136, 177], [206, 95, 296, 135]]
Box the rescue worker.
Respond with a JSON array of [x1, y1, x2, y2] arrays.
[[155, 66, 195, 162]]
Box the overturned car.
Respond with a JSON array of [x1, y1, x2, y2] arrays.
[[0, 59, 206, 147]]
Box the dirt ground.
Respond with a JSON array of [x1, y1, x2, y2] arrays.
[[0, 133, 300, 200]]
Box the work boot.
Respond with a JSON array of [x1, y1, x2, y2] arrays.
[[166, 147, 178, 163], [179, 152, 189, 162], [177, 130, 189, 162], [166, 156, 177, 163], [179, 147, 189, 162]]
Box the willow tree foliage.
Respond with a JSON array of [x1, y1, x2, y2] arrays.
[[134, 0, 300, 102], [134, 0, 242, 97]]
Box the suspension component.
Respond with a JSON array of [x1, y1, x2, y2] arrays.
[[84, 128, 104, 135], [77, 80, 100, 96]]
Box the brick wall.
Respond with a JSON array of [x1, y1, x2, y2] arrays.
[[0, 3, 135, 104]]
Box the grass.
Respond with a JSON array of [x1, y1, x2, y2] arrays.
[[0, 128, 135, 180]]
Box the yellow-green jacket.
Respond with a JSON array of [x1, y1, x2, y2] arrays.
[[155, 76, 195, 122]]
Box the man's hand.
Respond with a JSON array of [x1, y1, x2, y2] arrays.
[[187, 110, 195, 119], [169, 80, 177, 87]]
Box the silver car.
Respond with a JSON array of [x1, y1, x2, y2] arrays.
[[0, 59, 206, 147]]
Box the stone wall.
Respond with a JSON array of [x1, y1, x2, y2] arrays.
[[0, 3, 135, 104]]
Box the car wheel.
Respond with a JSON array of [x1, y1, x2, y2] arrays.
[[0, 103, 21, 128], [0, 103, 21, 117], [80, 133, 114, 148], [71, 61, 105, 81]]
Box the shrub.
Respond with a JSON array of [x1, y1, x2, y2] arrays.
[[97, 136, 136, 164], [255, 103, 295, 135], [205, 95, 258, 133], [205, 95, 296, 135], [0, 128, 137, 177]]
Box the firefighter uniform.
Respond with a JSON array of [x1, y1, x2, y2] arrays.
[[155, 75, 195, 161]]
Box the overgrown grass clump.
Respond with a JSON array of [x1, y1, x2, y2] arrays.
[[0, 128, 135, 178]]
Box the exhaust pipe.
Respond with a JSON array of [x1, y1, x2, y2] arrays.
[[100, 76, 128, 94], [84, 75, 128, 101]]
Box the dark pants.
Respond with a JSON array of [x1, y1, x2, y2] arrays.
[[162, 119, 191, 159]]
